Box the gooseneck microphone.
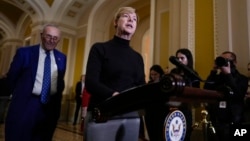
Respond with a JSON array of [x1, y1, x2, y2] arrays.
[[169, 56, 203, 82]]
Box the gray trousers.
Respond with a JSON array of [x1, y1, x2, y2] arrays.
[[84, 111, 140, 141]]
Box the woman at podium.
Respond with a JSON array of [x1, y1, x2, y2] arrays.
[[83, 6, 146, 141]]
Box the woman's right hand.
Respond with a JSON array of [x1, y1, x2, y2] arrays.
[[112, 92, 119, 96]]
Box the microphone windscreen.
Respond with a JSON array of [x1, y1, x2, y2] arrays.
[[169, 56, 181, 67], [169, 56, 203, 81]]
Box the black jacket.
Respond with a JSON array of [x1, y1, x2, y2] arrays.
[[204, 68, 248, 124], [75, 81, 83, 103]]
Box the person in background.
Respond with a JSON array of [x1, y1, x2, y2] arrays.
[[144, 64, 167, 141], [84, 6, 146, 141], [244, 62, 250, 122], [148, 65, 165, 83], [81, 87, 91, 131], [204, 51, 248, 141], [5, 24, 67, 141], [170, 48, 200, 88], [73, 74, 85, 125], [170, 48, 200, 141]]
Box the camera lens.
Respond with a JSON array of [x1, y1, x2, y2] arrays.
[[215, 57, 228, 67]]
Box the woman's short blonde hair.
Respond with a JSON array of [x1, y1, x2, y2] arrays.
[[113, 7, 139, 27]]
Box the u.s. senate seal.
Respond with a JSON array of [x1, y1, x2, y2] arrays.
[[164, 110, 186, 141]]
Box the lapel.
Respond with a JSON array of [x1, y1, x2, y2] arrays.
[[53, 49, 63, 72], [31, 45, 40, 83]]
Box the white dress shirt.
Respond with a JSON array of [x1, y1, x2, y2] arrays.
[[32, 46, 58, 95]]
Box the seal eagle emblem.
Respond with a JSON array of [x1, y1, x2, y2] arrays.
[[164, 110, 186, 141]]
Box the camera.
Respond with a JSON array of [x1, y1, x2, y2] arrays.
[[215, 56, 230, 67]]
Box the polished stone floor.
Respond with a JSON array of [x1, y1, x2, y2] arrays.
[[53, 122, 83, 141]]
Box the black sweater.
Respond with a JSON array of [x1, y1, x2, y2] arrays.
[[85, 36, 146, 111]]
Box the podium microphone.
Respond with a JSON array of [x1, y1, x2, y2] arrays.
[[169, 56, 203, 82]]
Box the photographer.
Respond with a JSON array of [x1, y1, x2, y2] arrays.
[[204, 51, 248, 141]]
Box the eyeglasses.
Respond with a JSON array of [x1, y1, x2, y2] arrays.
[[42, 34, 59, 42]]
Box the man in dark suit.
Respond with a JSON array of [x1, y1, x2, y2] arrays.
[[204, 51, 248, 141], [5, 24, 67, 141], [73, 74, 85, 125]]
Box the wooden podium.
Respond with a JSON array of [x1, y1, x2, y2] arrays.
[[92, 74, 224, 141]]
